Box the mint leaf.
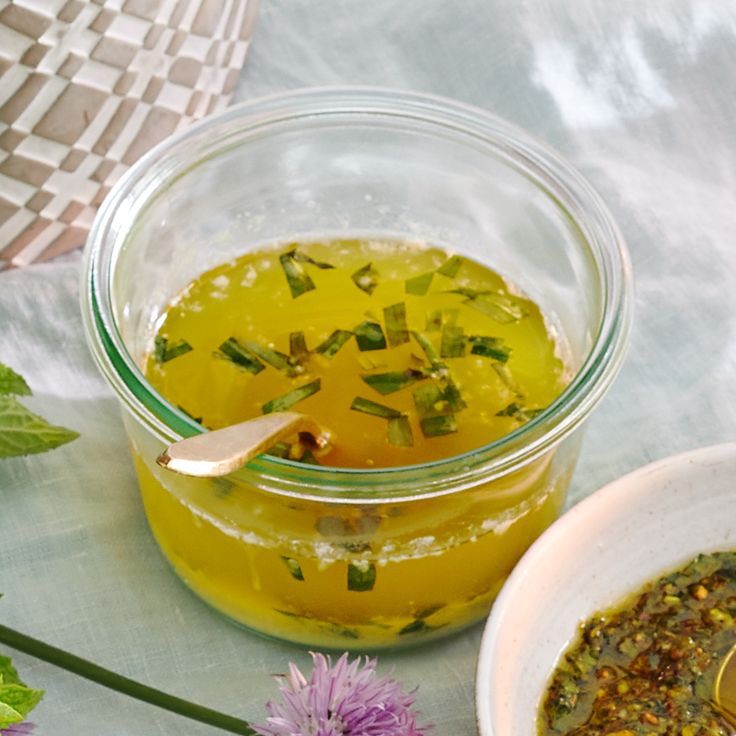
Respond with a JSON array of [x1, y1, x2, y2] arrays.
[[0, 655, 44, 729], [0, 362, 31, 397], [0, 396, 79, 458]]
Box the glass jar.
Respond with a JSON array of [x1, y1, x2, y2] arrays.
[[81, 88, 632, 648]]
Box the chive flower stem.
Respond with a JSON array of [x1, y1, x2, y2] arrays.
[[0, 623, 256, 735]]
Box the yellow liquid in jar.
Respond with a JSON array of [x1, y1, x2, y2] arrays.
[[135, 238, 572, 647]]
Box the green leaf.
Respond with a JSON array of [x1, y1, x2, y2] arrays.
[[281, 556, 305, 581], [154, 336, 193, 363], [360, 369, 427, 395], [351, 263, 379, 295], [436, 255, 463, 278], [383, 302, 409, 347], [387, 415, 413, 447], [262, 379, 321, 414], [405, 272, 433, 296], [0, 655, 43, 729], [0, 396, 79, 459], [348, 562, 376, 592], [354, 321, 387, 351], [469, 335, 511, 362], [350, 396, 402, 419], [440, 325, 466, 358], [315, 329, 353, 358], [0, 363, 31, 396], [216, 338, 265, 374], [420, 413, 458, 438]]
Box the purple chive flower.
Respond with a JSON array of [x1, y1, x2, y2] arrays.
[[254, 652, 429, 736], [1, 723, 36, 734]]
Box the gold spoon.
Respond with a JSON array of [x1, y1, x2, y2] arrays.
[[714, 642, 736, 727], [156, 411, 333, 477]]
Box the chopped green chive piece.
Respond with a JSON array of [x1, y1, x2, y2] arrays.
[[297, 448, 321, 465], [420, 413, 458, 438], [437, 255, 463, 278], [399, 619, 431, 636], [452, 289, 527, 323], [217, 337, 265, 374], [240, 339, 299, 376], [267, 441, 292, 458], [350, 396, 402, 419], [405, 272, 434, 296], [290, 250, 335, 270], [154, 336, 193, 363], [425, 309, 443, 332], [262, 378, 321, 414], [384, 302, 409, 346], [411, 331, 441, 365], [496, 402, 544, 422], [440, 376, 467, 412], [281, 556, 305, 581], [413, 384, 445, 416], [354, 321, 387, 351], [440, 325, 466, 358], [289, 331, 308, 361], [347, 561, 376, 592], [360, 369, 427, 395], [279, 250, 316, 298], [387, 415, 414, 447], [469, 335, 511, 362], [351, 262, 379, 295], [315, 329, 354, 357]]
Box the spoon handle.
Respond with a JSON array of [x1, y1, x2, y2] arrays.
[[156, 411, 332, 477]]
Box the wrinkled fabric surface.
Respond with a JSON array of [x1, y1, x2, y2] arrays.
[[2, 2, 736, 733]]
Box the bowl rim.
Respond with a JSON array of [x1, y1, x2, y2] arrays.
[[475, 440, 736, 735], [81, 85, 633, 500]]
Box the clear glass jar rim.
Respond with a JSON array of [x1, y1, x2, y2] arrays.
[[81, 86, 633, 501]]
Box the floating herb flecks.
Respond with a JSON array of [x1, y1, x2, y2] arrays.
[[217, 337, 265, 374], [405, 272, 433, 296], [387, 416, 414, 447], [279, 250, 316, 298], [384, 302, 410, 347], [436, 255, 463, 278], [262, 378, 321, 414], [360, 369, 427, 395], [469, 335, 511, 362], [289, 331, 309, 362], [449, 288, 528, 323], [348, 561, 377, 592], [351, 263, 379, 295], [315, 329, 354, 358], [240, 339, 300, 376], [440, 325, 465, 358], [350, 397, 402, 419], [281, 556, 305, 581], [420, 413, 458, 438], [154, 336, 193, 363], [354, 321, 387, 351], [496, 402, 544, 422]]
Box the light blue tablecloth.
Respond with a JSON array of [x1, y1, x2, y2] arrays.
[[2, 2, 736, 733]]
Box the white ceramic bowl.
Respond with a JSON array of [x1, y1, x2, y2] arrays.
[[476, 442, 736, 735]]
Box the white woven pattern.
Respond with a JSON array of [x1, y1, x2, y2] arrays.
[[0, 0, 257, 268]]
